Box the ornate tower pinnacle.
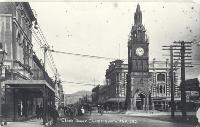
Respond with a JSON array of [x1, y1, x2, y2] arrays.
[[134, 4, 142, 25]]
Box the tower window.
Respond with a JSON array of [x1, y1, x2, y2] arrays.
[[157, 73, 165, 82], [160, 85, 162, 93]]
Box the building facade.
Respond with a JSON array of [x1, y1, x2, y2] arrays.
[[91, 4, 182, 112], [149, 59, 179, 111], [0, 2, 57, 122], [91, 58, 179, 111], [55, 78, 64, 109], [91, 60, 128, 111]]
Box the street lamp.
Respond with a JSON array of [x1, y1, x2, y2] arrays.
[[0, 47, 7, 126]]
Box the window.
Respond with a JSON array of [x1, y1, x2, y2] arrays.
[[16, 10, 21, 23], [160, 85, 162, 93], [163, 86, 165, 94], [6, 17, 10, 31], [157, 73, 165, 82], [0, 42, 2, 49], [129, 50, 132, 57], [16, 32, 21, 44], [119, 73, 121, 81]]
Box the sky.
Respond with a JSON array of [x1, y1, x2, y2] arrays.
[[30, 1, 200, 94]]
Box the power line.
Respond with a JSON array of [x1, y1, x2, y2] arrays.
[[32, 29, 57, 75], [62, 80, 96, 86], [50, 49, 125, 60], [36, 24, 58, 73], [46, 55, 57, 74], [32, 30, 43, 47], [32, 24, 58, 77]]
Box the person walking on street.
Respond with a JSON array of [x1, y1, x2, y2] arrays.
[[51, 105, 59, 126], [36, 105, 40, 119], [81, 106, 85, 115], [39, 106, 43, 119], [88, 105, 92, 115]]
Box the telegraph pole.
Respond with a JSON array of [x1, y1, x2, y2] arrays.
[[162, 45, 175, 117], [173, 41, 192, 117], [181, 42, 186, 117], [41, 44, 50, 71], [125, 42, 132, 110], [170, 45, 175, 117], [163, 41, 192, 117]]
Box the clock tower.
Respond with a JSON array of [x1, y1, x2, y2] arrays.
[[126, 4, 151, 110], [128, 4, 149, 72]]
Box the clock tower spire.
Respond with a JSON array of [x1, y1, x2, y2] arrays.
[[126, 4, 151, 111], [128, 3, 149, 72], [134, 4, 142, 25]]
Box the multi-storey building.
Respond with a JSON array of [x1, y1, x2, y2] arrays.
[[0, 2, 56, 122], [92, 3, 199, 112], [91, 85, 100, 105], [92, 59, 180, 111], [91, 60, 128, 110], [149, 59, 179, 110], [55, 79, 64, 108]]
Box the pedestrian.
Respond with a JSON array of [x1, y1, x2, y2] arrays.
[[74, 107, 78, 116], [51, 105, 59, 126], [106, 106, 109, 113], [36, 105, 40, 119], [100, 105, 104, 115], [39, 106, 43, 119], [97, 105, 100, 113], [81, 106, 85, 115], [88, 105, 92, 115]]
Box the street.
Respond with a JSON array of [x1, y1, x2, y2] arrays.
[[0, 2, 200, 127], [56, 112, 196, 127]]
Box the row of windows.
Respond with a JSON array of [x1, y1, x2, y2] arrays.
[[16, 4, 32, 40], [116, 72, 127, 82], [116, 85, 126, 97], [0, 16, 12, 32], [15, 3, 33, 68], [151, 84, 179, 97], [16, 31, 33, 53]]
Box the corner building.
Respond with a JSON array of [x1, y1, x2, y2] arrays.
[[0, 2, 56, 122]]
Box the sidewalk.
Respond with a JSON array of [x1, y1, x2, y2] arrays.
[[125, 110, 196, 116], [3, 119, 49, 127], [124, 111, 198, 125]]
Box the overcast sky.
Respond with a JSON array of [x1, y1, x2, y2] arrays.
[[30, 2, 200, 94]]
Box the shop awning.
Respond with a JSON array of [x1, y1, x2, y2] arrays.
[[4, 80, 55, 93]]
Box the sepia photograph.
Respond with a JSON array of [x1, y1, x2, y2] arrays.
[[0, 0, 200, 127]]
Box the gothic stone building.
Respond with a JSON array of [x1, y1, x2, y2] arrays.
[[92, 58, 179, 111]]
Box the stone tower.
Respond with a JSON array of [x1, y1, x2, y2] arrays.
[[126, 4, 151, 110]]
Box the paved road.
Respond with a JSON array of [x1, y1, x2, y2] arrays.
[[55, 112, 196, 127]]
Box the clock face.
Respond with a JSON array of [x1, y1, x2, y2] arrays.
[[136, 47, 144, 56]]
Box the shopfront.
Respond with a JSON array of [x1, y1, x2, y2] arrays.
[[4, 80, 55, 122]]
